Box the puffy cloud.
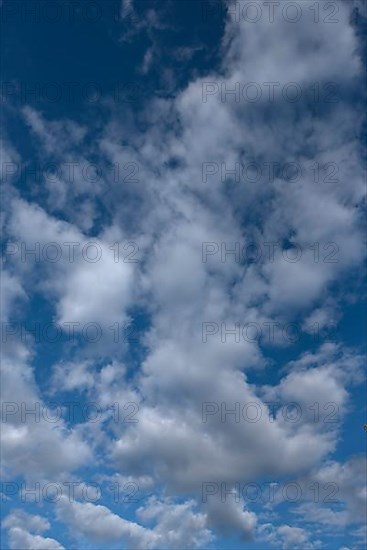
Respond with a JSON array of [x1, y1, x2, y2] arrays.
[[1, 268, 92, 480], [276, 525, 319, 550], [306, 456, 367, 524], [56, 496, 212, 549], [6, 198, 135, 328], [258, 523, 322, 550], [3, 510, 65, 550], [203, 493, 257, 540], [136, 497, 213, 549], [261, 344, 364, 428], [5, 528, 65, 550], [2, 0, 366, 547], [56, 497, 152, 546]]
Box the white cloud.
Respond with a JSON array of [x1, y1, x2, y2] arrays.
[[2, 0, 366, 547], [277, 525, 317, 550], [56, 496, 212, 549], [22, 106, 87, 156], [1, 285, 92, 479], [258, 522, 322, 550], [0, 269, 26, 323], [3, 510, 65, 550], [6, 198, 135, 328]]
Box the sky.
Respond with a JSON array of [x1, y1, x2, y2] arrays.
[[0, 0, 366, 549]]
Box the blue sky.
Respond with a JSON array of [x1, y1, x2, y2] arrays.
[[1, 1, 366, 549]]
